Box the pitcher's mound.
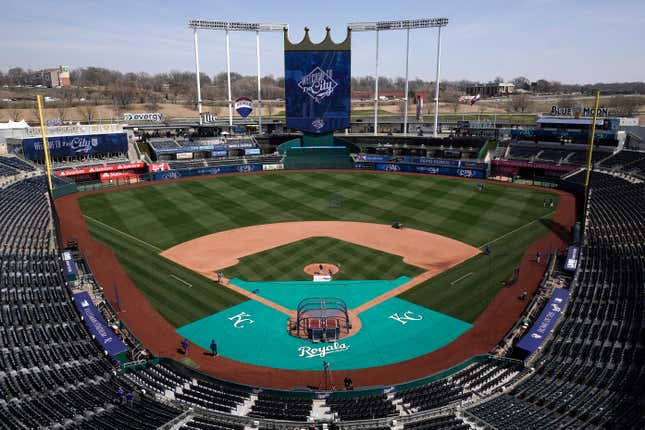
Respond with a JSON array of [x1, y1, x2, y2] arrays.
[[304, 263, 339, 276]]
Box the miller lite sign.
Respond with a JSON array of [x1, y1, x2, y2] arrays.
[[234, 97, 254, 118], [200, 112, 216, 124]]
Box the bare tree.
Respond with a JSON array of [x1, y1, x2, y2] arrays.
[[608, 95, 642, 116], [444, 90, 461, 114], [31, 102, 41, 122], [510, 94, 533, 113], [557, 95, 576, 109], [145, 93, 161, 111], [9, 109, 22, 121], [397, 100, 406, 116], [56, 106, 67, 122], [112, 83, 136, 109], [79, 105, 96, 124]]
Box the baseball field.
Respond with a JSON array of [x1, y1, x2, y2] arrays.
[[78, 170, 559, 328]]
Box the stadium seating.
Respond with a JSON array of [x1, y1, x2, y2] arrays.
[[403, 414, 470, 430], [0, 155, 37, 172], [248, 392, 313, 421], [0, 174, 182, 428], [2, 149, 643, 429], [327, 394, 397, 420], [466, 170, 645, 429], [598, 149, 645, 177]]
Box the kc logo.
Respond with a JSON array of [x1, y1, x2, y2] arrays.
[[228, 312, 255, 329], [389, 311, 423, 325]]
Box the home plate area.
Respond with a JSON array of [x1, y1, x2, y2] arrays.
[[176, 295, 472, 371]]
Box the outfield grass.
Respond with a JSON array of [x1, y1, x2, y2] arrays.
[[79, 171, 558, 325], [222, 237, 425, 281], [399, 217, 554, 323]]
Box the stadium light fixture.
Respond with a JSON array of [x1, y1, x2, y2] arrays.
[[188, 19, 287, 131], [349, 18, 448, 137]]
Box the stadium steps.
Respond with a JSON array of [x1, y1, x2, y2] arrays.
[[390, 393, 409, 416], [309, 398, 333, 420], [236, 393, 256, 416]]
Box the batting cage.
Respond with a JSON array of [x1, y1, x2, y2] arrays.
[[291, 297, 351, 342]]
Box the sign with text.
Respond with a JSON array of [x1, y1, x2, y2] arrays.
[[285, 49, 351, 134], [235, 97, 254, 118], [72, 291, 128, 358], [123, 112, 163, 122], [55, 162, 145, 177], [564, 246, 579, 271], [516, 288, 570, 355], [22, 133, 128, 161]]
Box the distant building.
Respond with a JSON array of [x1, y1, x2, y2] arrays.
[[466, 82, 514, 98], [351, 91, 431, 101], [26, 66, 71, 88]]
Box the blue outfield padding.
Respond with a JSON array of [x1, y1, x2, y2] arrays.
[[176, 298, 472, 371], [228, 277, 412, 310]]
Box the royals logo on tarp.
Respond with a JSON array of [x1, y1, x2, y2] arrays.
[[234, 97, 253, 118], [298, 67, 338, 103]]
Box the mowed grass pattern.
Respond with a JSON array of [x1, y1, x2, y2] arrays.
[[222, 237, 425, 281], [79, 171, 558, 325]]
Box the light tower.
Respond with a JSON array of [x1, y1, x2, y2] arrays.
[[348, 18, 448, 136], [188, 20, 287, 131]]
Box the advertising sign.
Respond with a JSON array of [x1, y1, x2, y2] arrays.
[[147, 162, 169, 172], [61, 251, 77, 281], [284, 37, 351, 134], [211, 150, 228, 157], [416, 95, 424, 121], [123, 112, 163, 122], [564, 246, 579, 271], [516, 289, 570, 356], [200, 112, 217, 123], [22, 133, 129, 161], [55, 162, 146, 177], [151, 164, 263, 181], [153, 145, 215, 154], [357, 163, 486, 179], [244, 148, 261, 155], [175, 152, 193, 160], [226, 141, 256, 149], [72, 291, 128, 358], [235, 97, 254, 118]]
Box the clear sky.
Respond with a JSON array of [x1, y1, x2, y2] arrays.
[[1, 0, 643, 83]]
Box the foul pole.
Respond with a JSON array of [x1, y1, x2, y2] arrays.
[[584, 90, 601, 194], [36, 95, 53, 194]]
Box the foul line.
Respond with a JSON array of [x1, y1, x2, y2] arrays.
[[450, 272, 474, 285], [477, 210, 556, 249], [170, 274, 192, 288], [83, 215, 163, 253]]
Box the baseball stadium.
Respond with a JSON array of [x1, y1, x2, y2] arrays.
[[0, 13, 643, 430]]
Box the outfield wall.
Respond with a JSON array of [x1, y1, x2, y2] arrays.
[[52, 159, 488, 198], [150, 164, 263, 181], [355, 162, 486, 179]]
